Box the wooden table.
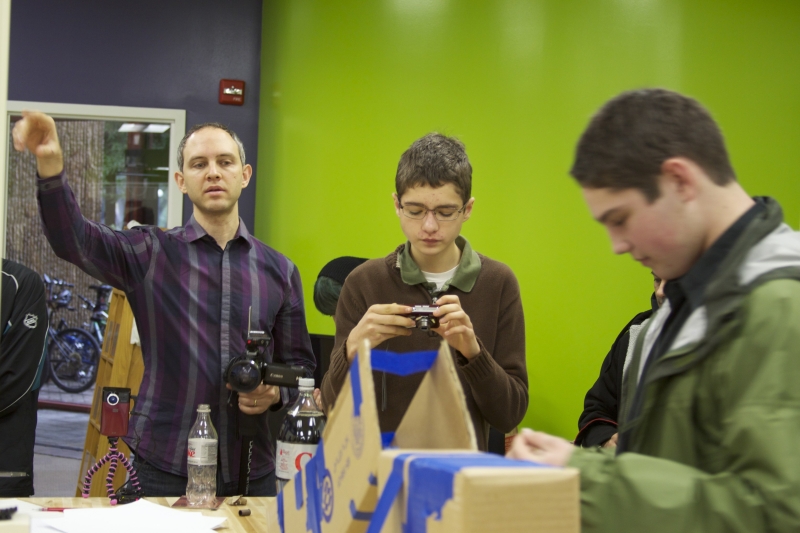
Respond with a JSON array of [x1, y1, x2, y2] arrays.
[[13, 497, 280, 533]]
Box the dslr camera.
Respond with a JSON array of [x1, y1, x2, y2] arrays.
[[405, 305, 440, 332], [225, 330, 305, 393]]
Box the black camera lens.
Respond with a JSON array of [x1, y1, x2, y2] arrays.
[[227, 359, 262, 393]]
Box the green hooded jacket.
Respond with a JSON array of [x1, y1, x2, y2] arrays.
[[569, 197, 800, 532]]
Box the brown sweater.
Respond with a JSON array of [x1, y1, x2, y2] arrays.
[[320, 244, 528, 450]]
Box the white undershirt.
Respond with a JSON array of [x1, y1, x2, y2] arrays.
[[422, 265, 459, 292]]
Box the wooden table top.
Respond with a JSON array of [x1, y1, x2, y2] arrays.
[[13, 496, 280, 533]]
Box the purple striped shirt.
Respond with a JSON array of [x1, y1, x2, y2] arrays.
[[37, 172, 315, 483]]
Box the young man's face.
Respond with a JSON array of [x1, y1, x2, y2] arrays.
[[582, 180, 703, 280], [174, 127, 252, 218], [393, 183, 474, 264]]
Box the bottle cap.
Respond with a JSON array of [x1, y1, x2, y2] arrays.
[[198, 404, 211, 412], [298, 378, 315, 389]]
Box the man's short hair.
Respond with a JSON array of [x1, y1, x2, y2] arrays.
[[313, 256, 368, 316], [396, 133, 472, 204], [570, 88, 736, 201], [177, 122, 246, 171]]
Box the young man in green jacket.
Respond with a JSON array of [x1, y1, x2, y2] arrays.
[[320, 133, 528, 450], [509, 89, 800, 532]]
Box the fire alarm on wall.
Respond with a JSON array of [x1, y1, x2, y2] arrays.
[[219, 79, 245, 106]]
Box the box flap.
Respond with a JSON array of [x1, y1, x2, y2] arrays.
[[392, 341, 477, 450]]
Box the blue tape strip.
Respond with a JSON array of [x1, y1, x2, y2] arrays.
[[304, 452, 321, 533], [371, 350, 438, 376], [351, 354, 363, 417], [294, 469, 304, 510], [381, 432, 396, 448], [277, 491, 285, 533], [407, 455, 548, 533], [366, 453, 413, 533]]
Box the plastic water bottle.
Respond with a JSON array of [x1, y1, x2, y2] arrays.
[[276, 378, 326, 492], [186, 404, 218, 506]]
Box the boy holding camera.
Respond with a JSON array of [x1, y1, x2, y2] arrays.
[[319, 133, 528, 449]]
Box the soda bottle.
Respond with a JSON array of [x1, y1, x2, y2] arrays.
[[186, 404, 218, 506], [276, 378, 326, 492]]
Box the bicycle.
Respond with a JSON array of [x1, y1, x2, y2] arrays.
[[42, 274, 101, 393], [77, 283, 113, 346]]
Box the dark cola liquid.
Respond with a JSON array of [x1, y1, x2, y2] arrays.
[[276, 407, 326, 491], [278, 411, 326, 444]]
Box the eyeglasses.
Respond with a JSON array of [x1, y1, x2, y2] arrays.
[[399, 203, 467, 222]]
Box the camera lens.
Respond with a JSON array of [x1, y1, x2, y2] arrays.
[[227, 360, 262, 393], [417, 316, 431, 331]]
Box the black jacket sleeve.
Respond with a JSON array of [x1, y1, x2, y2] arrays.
[[1, 260, 48, 417], [575, 310, 653, 447]]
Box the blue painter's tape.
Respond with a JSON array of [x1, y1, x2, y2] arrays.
[[294, 469, 304, 510], [304, 453, 321, 533], [371, 350, 438, 376], [350, 500, 374, 521], [368, 473, 378, 486], [277, 491, 285, 533], [351, 354, 363, 417], [381, 432, 396, 448], [366, 454, 413, 533], [407, 455, 548, 533]]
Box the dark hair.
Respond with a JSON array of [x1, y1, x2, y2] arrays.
[[313, 276, 342, 316], [313, 256, 368, 316], [570, 88, 736, 201], [177, 122, 246, 171], [396, 133, 472, 204]]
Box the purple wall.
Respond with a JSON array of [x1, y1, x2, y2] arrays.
[[8, 0, 263, 228]]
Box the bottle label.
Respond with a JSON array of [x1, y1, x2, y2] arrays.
[[187, 438, 218, 466], [275, 441, 318, 480]]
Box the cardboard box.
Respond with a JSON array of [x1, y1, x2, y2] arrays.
[[279, 340, 478, 533], [370, 449, 580, 533]]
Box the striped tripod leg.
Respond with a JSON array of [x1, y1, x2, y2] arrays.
[[118, 454, 141, 498], [83, 455, 110, 497], [106, 438, 120, 505]]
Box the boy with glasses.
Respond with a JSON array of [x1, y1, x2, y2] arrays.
[[320, 133, 528, 449]]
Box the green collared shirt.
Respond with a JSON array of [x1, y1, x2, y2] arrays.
[[397, 236, 481, 297]]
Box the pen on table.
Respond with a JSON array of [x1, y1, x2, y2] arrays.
[[37, 507, 73, 512]]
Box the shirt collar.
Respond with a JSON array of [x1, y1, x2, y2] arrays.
[[183, 215, 253, 249], [398, 235, 481, 293], [668, 199, 766, 310]]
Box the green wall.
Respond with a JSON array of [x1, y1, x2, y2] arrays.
[[257, 0, 800, 439]]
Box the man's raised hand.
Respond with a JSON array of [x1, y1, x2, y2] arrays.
[[12, 111, 64, 178]]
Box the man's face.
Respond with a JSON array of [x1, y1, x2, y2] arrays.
[[174, 127, 251, 217], [582, 179, 703, 280], [393, 183, 474, 263]]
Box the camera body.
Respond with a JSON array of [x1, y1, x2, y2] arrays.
[[100, 387, 130, 437], [406, 305, 440, 331], [225, 330, 305, 393]]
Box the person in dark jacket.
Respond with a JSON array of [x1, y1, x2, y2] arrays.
[[574, 274, 665, 447], [0, 259, 48, 496]]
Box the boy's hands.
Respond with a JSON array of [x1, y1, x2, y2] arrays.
[[433, 294, 481, 358], [12, 111, 64, 178], [346, 304, 414, 362]]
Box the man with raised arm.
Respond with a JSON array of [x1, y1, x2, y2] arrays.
[[508, 89, 800, 532], [13, 112, 315, 496]]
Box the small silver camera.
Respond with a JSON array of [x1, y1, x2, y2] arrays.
[[406, 305, 440, 331]]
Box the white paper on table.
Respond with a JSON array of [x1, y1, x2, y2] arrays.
[[33, 499, 226, 533]]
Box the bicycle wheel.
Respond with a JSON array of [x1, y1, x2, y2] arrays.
[[48, 327, 101, 393]]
